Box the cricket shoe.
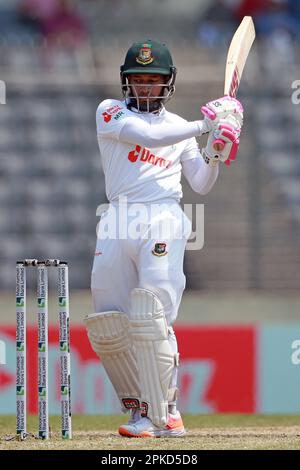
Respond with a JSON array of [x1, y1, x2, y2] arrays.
[[127, 408, 141, 425], [118, 411, 186, 438]]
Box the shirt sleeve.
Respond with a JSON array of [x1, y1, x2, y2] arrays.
[[182, 153, 219, 195], [96, 99, 209, 147], [96, 99, 132, 140]]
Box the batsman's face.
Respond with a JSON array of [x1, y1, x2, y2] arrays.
[[128, 74, 167, 104]]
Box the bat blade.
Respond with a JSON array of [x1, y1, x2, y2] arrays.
[[212, 17, 255, 153], [224, 16, 255, 97]]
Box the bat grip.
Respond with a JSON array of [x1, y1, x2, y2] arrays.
[[212, 139, 225, 151]]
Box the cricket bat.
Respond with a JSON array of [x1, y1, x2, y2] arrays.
[[224, 16, 255, 98], [213, 16, 255, 151]]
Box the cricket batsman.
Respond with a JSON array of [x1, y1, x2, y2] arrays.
[[84, 39, 243, 437]]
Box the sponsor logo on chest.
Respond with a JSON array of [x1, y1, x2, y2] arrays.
[[128, 144, 172, 169]]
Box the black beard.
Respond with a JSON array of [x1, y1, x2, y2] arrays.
[[129, 98, 161, 113]]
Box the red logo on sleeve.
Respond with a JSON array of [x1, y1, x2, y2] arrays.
[[102, 112, 112, 123], [102, 105, 123, 123]]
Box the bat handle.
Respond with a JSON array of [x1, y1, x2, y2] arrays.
[[213, 139, 225, 151]]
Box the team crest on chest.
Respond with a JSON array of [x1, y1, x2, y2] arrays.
[[136, 44, 154, 65], [152, 242, 168, 257]]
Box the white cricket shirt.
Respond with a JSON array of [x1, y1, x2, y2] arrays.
[[96, 99, 204, 203]]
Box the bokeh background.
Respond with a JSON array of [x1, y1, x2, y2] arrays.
[[1, 0, 300, 418]]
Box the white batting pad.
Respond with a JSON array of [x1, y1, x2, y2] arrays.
[[130, 288, 175, 427], [84, 311, 140, 412]]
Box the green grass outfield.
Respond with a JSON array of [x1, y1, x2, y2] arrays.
[[1, 415, 300, 450]]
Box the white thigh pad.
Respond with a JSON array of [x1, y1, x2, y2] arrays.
[[130, 289, 176, 427], [84, 311, 140, 412]]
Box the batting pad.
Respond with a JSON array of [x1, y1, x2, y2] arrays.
[[130, 288, 175, 427], [84, 311, 140, 412]]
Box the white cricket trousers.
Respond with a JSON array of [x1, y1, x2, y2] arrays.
[[91, 200, 191, 394]]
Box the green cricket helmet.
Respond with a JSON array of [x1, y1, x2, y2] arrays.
[[120, 39, 177, 112]]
